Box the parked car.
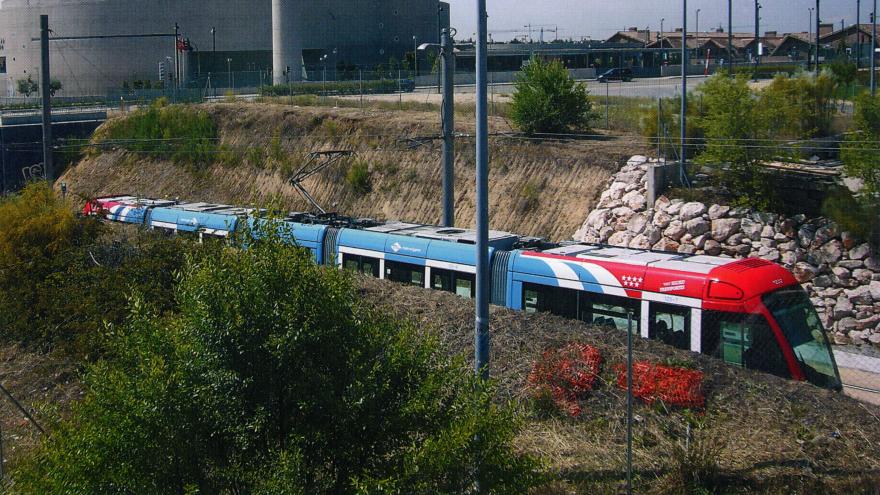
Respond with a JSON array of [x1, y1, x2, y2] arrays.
[[597, 68, 633, 82]]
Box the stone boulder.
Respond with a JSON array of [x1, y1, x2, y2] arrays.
[[793, 262, 818, 283], [850, 243, 871, 261], [679, 202, 707, 221], [664, 221, 687, 241], [704, 240, 722, 256], [742, 218, 762, 241], [622, 190, 647, 211], [708, 204, 730, 220], [711, 218, 741, 242], [684, 218, 710, 237]]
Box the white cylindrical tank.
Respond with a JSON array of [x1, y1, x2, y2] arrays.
[[272, 0, 304, 84]]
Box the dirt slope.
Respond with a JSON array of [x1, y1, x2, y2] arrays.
[[60, 103, 648, 240], [359, 276, 880, 494]]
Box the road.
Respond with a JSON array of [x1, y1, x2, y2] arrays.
[[414, 75, 712, 100]]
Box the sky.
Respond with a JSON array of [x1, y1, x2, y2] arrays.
[[446, 0, 868, 41]]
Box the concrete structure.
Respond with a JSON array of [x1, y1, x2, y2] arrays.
[[0, 0, 448, 96]]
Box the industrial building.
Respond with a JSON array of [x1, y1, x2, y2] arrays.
[[0, 0, 450, 96]]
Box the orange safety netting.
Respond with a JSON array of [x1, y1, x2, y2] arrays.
[[614, 361, 705, 409], [528, 343, 602, 417]]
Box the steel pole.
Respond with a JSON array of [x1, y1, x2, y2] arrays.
[[728, 0, 733, 74], [174, 23, 180, 89], [441, 28, 456, 227], [681, 0, 688, 184], [626, 311, 634, 495], [816, 0, 821, 75], [755, 1, 761, 67], [40, 15, 53, 183], [858, 0, 862, 68], [475, 0, 489, 381], [873, 0, 877, 95]]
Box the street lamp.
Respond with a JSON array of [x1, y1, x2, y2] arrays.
[[809, 7, 815, 69], [661, 17, 665, 44], [413, 35, 418, 77], [332, 47, 338, 81], [320, 54, 328, 99], [211, 26, 216, 53]]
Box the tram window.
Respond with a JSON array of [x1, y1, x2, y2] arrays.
[[521, 283, 577, 319], [342, 253, 380, 278], [432, 269, 453, 292], [431, 269, 475, 299], [386, 260, 425, 287], [456, 275, 475, 298], [524, 288, 539, 313], [702, 311, 790, 379], [578, 291, 639, 332], [649, 303, 690, 350]]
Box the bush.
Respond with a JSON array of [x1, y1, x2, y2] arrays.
[[92, 100, 218, 169], [822, 186, 880, 248], [842, 91, 880, 195], [510, 56, 595, 134], [12, 225, 543, 493], [640, 95, 704, 159], [346, 161, 373, 195], [0, 183, 207, 354]]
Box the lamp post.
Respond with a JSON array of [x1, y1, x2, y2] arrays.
[[227, 58, 232, 89], [681, 0, 689, 187], [320, 54, 328, 99], [857, 0, 862, 68], [809, 7, 815, 70], [755, 1, 762, 67], [696, 9, 701, 63], [211, 26, 216, 53], [413, 35, 418, 77]]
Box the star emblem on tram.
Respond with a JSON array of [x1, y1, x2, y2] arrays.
[[621, 275, 643, 287]]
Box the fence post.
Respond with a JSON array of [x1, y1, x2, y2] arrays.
[[657, 97, 662, 159], [359, 69, 364, 111], [605, 81, 610, 129], [626, 311, 634, 495]]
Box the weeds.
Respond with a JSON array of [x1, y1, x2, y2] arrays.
[[516, 179, 544, 214], [346, 161, 372, 195]]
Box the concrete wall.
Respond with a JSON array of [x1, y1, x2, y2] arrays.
[[0, 0, 444, 94]]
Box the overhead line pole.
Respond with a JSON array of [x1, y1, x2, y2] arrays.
[[681, 0, 688, 186], [873, 0, 877, 95], [728, 0, 733, 75], [475, 0, 489, 382], [440, 28, 456, 227], [40, 15, 53, 184], [816, 0, 821, 75]]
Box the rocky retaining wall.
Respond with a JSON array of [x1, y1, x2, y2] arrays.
[[575, 156, 880, 348]]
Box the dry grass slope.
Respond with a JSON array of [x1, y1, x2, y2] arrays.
[[61, 102, 648, 240], [358, 276, 880, 494]]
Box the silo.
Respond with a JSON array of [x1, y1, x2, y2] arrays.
[[272, 0, 304, 84]]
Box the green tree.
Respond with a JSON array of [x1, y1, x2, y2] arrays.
[[758, 71, 836, 141], [510, 56, 595, 134], [697, 73, 775, 209], [13, 224, 542, 493], [640, 95, 704, 159], [842, 91, 880, 194]]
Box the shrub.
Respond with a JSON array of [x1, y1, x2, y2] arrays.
[[92, 100, 218, 169], [527, 343, 602, 417], [697, 74, 777, 210], [510, 56, 595, 134], [842, 91, 880, 195], [515, 179, 543, 214], [12, 224, 543, 493], [822, 186, 880, 248], [16, 76, 38, 97], [639, 95, 704, 159], [346, 161, 372, 195]]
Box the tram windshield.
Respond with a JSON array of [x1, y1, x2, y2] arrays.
[[763, 288, 842, 390]]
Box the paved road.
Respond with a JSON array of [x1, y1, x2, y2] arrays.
[[415, 75, 712, 99], [834, 350, 880, 405]]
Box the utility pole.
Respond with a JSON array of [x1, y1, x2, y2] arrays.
[[681, 0, 688, 185], [816, 0, 821, 74], [807, 7, 815, 70], [175, 25, 182, 85], [440, 28, 456, 228], [728, 0, 733, 74], [858, 0, 862, 68], [755, 1, 761, 67], [40, 14, 53, 183], [475, 0, 489, 382], [873, 0, 877, 95]]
